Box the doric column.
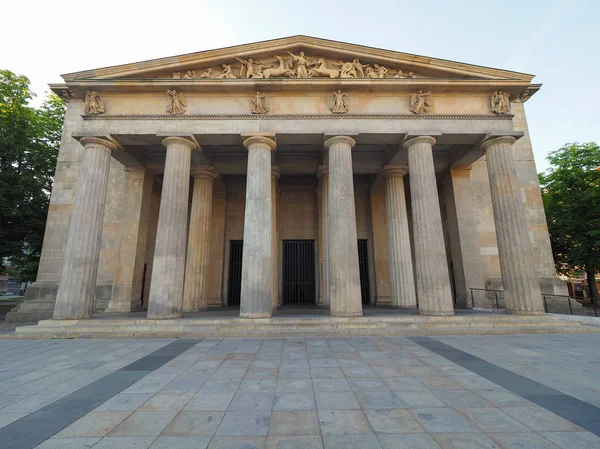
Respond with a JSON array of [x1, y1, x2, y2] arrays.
[[481, 136, 544, 314], [443, 167, 484, 308], [271, 166, 280, 309], [317, 166, 330, 307], [324, 136, 362, 317], [107, 167, 153, 312], [53, 137, 118, 319], [183, 167, 219, 312], [147, 137, 197, 319], [403, 136, 454, 316], [380, 166, 417, 308], [239, 135, 276, 318]]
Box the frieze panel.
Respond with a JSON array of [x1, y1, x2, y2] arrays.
[[170, 53, 419, 80], [82, 114, 514, 121]]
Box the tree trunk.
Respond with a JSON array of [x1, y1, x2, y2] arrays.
[[586, 269, 599, 305]]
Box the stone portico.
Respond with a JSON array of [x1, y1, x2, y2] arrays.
[[7, 36, 566, 323]]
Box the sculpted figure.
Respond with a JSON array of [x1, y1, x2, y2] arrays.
[[352, 59, 369, 78], [339, 61, 356, 79], [218, 64, 237, 79], [166, 89, 186, 114], [250, 92, 269, 114], [309, 58, 340, 78], [235, 57, 259, 78], [287, 51, 312, 78], [84, 91, 105, 115], [184, 70, 197, 79], [409, 90, 432, 114], [374, 64, 389, 78], [263, 55, 295, 78], [394, 70, 405, 79], [200, 68, 212, 78], [364, 66, 378, 79], [491, 90, 511, 114], [331, 90, 349, 114]]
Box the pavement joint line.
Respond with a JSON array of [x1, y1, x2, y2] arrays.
[[408, 336, 600, 437], [0, 338, 202, 449]]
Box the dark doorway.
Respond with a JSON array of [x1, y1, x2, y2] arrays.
[[227, 240, 243, 306], [358, 239, 371, 305], [282, 240, 316, 305]]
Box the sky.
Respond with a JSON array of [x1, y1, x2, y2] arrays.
[[2, 0, 599, 173]]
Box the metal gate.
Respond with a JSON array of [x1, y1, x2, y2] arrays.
[[227, 240, 243, 306], [282, 240, 316, 305], [357, 239, 370, 305]]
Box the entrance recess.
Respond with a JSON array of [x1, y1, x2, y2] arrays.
[[282, 240, 316, 305], [227, 240, 243, 306], [358, 239, 371, 305]]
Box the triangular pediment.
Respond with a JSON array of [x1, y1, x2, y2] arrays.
[[61, 35, 534, 82]]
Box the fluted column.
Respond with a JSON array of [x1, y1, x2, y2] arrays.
[[271, 166, 280, 309], [404, 136, 454, 316], [107, 167, 153, 312], [381, 166, 417, 308], [183, 167, 218, 312], [240, 135, 276, 318], [147, 137, 197, 319], [317, 166, 330, 307], [325, 136, 362, 317], [481, 136, 544, 314], [53, 137, 118, 319]]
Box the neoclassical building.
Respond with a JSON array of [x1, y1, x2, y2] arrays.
[[8, 36, 565, 322]]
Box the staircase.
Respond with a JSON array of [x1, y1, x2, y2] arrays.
[[9, 313, 599, 339]]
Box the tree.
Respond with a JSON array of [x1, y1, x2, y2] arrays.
[[0, 70, 65, 281], [539, 142, 600, 303]]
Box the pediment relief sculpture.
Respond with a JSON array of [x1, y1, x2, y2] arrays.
[[409, 90, 432, 115], [250, 92, 269, 114], [491, 90, 511, 114], [84, 91, 105, 114], [166, 89, 186, 114], [330, 90, 349, 114], [170, 53, 419, 80]]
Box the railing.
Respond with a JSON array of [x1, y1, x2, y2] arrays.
[[469, 288, 598, 317]]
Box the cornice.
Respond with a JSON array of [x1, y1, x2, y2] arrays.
[[82, 114, 514, 121]]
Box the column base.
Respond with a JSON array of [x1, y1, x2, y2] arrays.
[[330, 311, 363, 317], [505, 309, 545, 316], [239, 312, 272, 319], [147, 313, 182, 320], [419, 310, 455, 317], [52, 313, 92, 320]]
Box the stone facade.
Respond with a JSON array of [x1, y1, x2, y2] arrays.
[[6, 36, 567, 322]]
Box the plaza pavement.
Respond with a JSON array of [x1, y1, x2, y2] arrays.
[[0, 334, 599, 449]]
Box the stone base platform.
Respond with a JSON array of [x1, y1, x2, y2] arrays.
[[8, 308, 599, 338]]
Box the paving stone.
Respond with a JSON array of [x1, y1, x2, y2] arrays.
[[318, 410, 372, 434], [247, 368, 279, 378], [404, 366, 444, 377], [411, 408, 478, 433], [276, 379, 313, 393], [364, 409, 425, 433], [475, 390, 530, 407], [371, 367, 408, 377], [230, 390, 275, 411], [95, 393, 154, 411], [310, 368, 344, 379], [500, 406, 582, 432], [162, 411, 224, 436], [315, 391, 360, 410], [486, 432, 561, 449], [139, 392, 194, 411], [341, 367, 379, 378], [34, 437, 101, 449], [347, 378, 389, 391], [55, 412, 132, 437], [354, 391, 405, 409], [209, 436, 268, 449], [273, 392, 316, 410], [322, 434, 382, 449], [431, 433, 499, 449], [184, 391, 235, 411], [217, 410, 271, 436], [309, 359, 339, 368], [89, 437, 156, 449], [239, 378, 277, 392], [202, 377, 242, 392], [266, 435, 323, 449], [278, 368, 311, 379], [149, 436, 212, 449], [434, 391, 490, 408], [312, 379, 351, 392], [377, 433, 442, 449], [383, 377, 427, 391], [7, 393, 65, 413], [395, 391, 446, 408], [0, 412, 26, 429], [108, 411, 177, 437], [419, 376, 464, 391], [539, 431, 600, 449], [456, 407, 529, 433], [269, 411, 320, 435]]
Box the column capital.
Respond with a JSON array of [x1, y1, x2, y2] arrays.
[[402, 135, 436, 149], [324, 135, 356, 150], [162, 136, 199, 151], [317, 165, 329, 178], [242, 134, 277, 151], [449, 166, 472, 178], [79, 137, 119, 152], [191, 166, 219, 180], [380, 165, 408, 178], [480, 135, 517, 151]]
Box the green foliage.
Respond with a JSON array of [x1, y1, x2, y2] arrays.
[[0, 70, 65, 281], [538, 142, 600, 276]]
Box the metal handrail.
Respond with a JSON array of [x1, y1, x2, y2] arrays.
[[469, 288, 598, 317]]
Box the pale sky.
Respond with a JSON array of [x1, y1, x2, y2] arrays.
[[3, 0, 598, 172]]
